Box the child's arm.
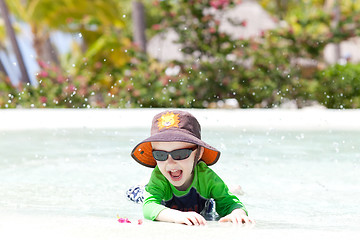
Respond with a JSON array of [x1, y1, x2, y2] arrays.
[[219, 208, 255, 224], [156, 208, 207, 226], [200, 164, 253, 224]]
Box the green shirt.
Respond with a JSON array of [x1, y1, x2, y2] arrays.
[[143, 161, 247, 220]]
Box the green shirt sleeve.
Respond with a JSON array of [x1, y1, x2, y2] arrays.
[[142, 167, 169, 220]]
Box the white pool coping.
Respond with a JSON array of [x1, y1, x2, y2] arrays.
[[1, 108, 360, 131]]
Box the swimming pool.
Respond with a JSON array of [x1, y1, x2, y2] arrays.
[[1, 109, 359, 239]]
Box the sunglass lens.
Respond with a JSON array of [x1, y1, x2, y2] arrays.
[[152, 151, 168, 161], [171, 149, 191, 160]]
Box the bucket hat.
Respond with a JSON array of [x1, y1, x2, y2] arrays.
[[131, 110, 220, 168]]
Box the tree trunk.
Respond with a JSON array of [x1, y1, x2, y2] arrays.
[[0, 58, 8, 77], [333, 0, 341, 63], [325, 0, 341, 63], [132, 1, 147, 52], [0, 0, 31, 85], [32, 25, 60, 66], [0, 58, 14, 88]]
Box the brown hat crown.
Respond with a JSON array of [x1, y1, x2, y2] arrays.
[[151, 111, 201, 138], [131, 110, 220, 168]]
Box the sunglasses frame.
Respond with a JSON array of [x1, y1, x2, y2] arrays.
[[152, 146, 198, 161]]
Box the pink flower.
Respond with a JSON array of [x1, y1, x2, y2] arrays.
[[288, 27, 294, 35], [209, 27, 216, 33], [38, 71, 49, 78], [40, 96, 47, 103], [210, 0, 230, 9], [94, 62, 102, 69], [133, 89, 141, 97], [250, 42, 258, 50], [37, 60, 49, 69], [66, 84, 76, 93], [151, 24, 161, 30], [117, 218, 131, 223], [241, 20, 247, 27], [57, 76, 66, 84]]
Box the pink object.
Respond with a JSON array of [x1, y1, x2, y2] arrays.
[[117, 217, 131, 223], [117, 216, 143, 225]]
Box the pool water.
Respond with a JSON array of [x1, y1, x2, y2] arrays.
[[1, 127, 359, 238]]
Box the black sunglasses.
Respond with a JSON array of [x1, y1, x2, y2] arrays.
[[152, 146, 198, 161]]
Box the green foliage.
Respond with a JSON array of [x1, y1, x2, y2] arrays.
[[316, 64, 360, 108], [143, 0, 322, 108], [2, 0, 360, 109], [15, 60, 90, 108], [0, 75, 17, 108]]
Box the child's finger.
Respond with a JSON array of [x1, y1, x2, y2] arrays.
[[184, 215, 199, 226], [194, 215, 206, 226], [218, 216, 229, 222], [243, 216, 256, 224], [232, 215, 240, 224], [191, 216, 200, 226], [241, 216, 250, 224], [197, 215, 207, 225], [183, 217, 194, 226], [190, 213, 206, 226]]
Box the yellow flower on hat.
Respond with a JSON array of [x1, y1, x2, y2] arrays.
[[157, 112, 180, 130]]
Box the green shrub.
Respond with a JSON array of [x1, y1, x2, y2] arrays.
[[0, 74, 18, 108], [316, 64, 360, 108], [16, 60, 90, 108]]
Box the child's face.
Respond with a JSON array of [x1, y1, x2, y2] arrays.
[[152, 141, 201, 191]]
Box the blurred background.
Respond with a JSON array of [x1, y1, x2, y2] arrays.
[[1, 0, 360, 109]]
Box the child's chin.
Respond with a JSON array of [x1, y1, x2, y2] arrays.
[[167, 176, 184, 187], [169, 177, 183, 186], [172, 182, 186, 191]]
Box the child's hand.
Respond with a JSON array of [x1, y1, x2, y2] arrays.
[[176, 211, 207, 226], [157, 208, 207, 226], [219, 209, 255, 224]]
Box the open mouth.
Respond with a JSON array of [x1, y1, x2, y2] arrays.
[[169, 169, 183, 181]]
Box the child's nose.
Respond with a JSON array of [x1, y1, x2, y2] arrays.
[[166, 156, 176, 164]]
